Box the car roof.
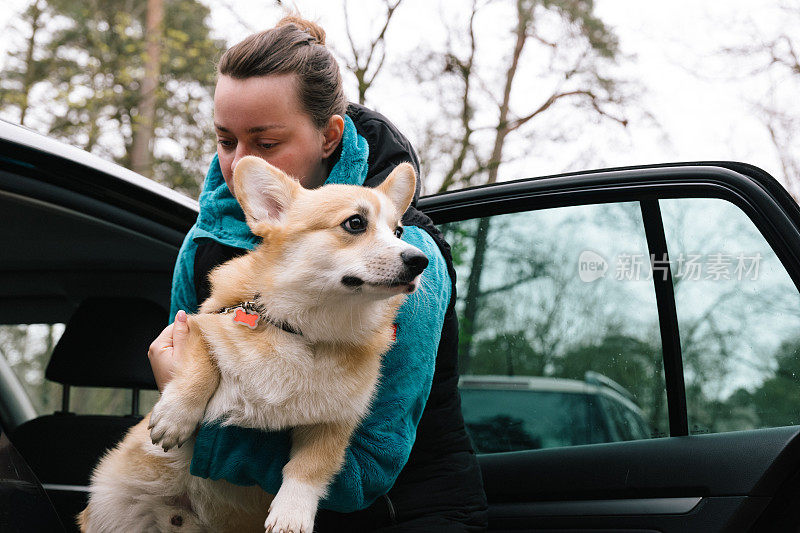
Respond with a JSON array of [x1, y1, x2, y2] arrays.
[[459, 374, 647, 416], [460, 374, 598, 394], [0, 119, 198, 213]]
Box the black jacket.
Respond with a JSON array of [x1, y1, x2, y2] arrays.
[[193, 104, 488, 531]]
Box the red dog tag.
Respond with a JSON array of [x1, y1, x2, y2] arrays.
[[233, 307, 259, 329]]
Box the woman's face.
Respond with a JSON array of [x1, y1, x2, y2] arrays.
[[213, 74, 342, 193]]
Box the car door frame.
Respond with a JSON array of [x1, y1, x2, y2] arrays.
[[417, 162, 800, 532]]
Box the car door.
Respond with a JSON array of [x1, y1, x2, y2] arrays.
[[418, 162, 800, 532]]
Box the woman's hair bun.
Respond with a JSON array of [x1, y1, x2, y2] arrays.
[[276, 15, 326, 46]]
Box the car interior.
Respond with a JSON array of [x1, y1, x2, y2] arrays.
[[0, 143, 188, 530], [10, 297, 165, 526], [5, 131, 800, 531]]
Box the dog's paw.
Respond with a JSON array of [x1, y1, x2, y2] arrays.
[[263, 481, 318, 533], [148, 392, 204, 451], [264, 509, 314, 533]]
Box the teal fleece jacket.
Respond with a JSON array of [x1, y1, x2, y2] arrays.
[[169, 115, 451, 512]]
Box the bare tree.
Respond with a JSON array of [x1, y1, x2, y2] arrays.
[[341, 0, 404, 105], [721, 5, 800, 200], [437, 0, 479, 193], [430, 0, 631, 371], [762, 105, 800, 201], [412, 0, 630, 195]]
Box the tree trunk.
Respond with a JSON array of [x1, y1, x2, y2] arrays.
[[457, 1, 530, 373], [130, 0, 163, 177], [458, 216, 491, 374], [487, 0, 528, 185], [19, 1, 44, 126], [437, 0, 478, 194]]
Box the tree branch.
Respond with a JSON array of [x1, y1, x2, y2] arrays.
[[363, 0, 402, 72], [343, 0, 361, 70], [343, 0, 403, 104], [438, 0, 479, 193], [477, 266, 547, 298], [507, 88, 628, 133]]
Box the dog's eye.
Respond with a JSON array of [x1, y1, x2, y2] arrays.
[[394, 226, 404, 239], [342, 215, 367, 234]]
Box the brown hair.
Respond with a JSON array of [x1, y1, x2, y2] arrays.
[[218, 16, 347, 129]]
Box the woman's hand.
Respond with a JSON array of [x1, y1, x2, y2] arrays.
[[148, 310, 190, 392]]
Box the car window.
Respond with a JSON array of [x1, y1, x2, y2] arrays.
[[660, 198, 800, 435], [459, 386, 609, 452], [0, 324, 64, 415], [0, 323, 158, 417], [443, 201, 667, 453]]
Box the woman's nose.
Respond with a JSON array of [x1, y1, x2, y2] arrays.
[[232, 144, 254, 173]]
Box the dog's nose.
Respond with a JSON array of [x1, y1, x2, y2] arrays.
[[401, 249, 428, 277]]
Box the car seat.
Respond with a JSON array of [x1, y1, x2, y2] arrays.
[[9, 297, 164, 531]]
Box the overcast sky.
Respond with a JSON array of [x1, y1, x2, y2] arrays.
[[1, 0, 795, 193]]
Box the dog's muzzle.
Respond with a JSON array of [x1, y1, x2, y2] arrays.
[[340, 250, 428, 290], [399, 249, 428, 281]]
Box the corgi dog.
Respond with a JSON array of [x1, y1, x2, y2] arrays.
[[78, 156, 428, 533]]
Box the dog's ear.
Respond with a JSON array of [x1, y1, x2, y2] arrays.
[[377, 163, 416, 216], [233, 156, 299, 228]]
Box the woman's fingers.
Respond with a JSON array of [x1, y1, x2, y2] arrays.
[[172, 310, 189, 355], [147, 311, 190, 392], [148, 322, 175, 360]]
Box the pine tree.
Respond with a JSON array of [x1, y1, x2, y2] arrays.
[[1, 0, 225, 197]]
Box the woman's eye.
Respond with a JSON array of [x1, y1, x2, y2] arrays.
[[342, 215, 367, 234], [394, 226, 404, 238], [258, 142, 276, 150], [217, 139, 235, 150]]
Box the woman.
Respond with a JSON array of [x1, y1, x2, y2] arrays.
[[149, 15, 487, 532]]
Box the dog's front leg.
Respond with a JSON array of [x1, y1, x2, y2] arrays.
[[149, 321, 220, 451], [265, 421, 354, 533]]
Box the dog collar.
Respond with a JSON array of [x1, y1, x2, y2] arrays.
[[214, 294, 302, 336]]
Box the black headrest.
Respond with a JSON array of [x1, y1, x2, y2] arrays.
[[46, 297, 165, 389]]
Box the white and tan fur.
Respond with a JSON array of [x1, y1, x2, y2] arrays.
[[78, 157, 424, 533]]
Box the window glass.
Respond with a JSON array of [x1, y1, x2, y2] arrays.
[[0, 324, 152, 417], [443, 202, 667, 453], [70, 387, 133, 415], [660, 198, 800, 434], [0, 324, 64, 415], [141, 390, 160, 413], [600, 394, 650, 441], [458, 386, 607, 451]]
